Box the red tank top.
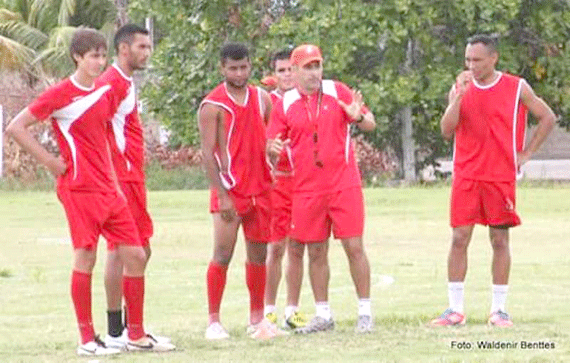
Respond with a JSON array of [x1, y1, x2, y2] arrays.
[[454, 73, 527, 181], [201, 83, 272, 197]]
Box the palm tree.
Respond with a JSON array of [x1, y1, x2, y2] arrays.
[[0, 0, 117, 79]]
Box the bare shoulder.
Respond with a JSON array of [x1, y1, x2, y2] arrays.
[[199, 101, 223, 122]]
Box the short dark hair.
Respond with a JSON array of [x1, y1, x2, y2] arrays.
[[114, 24, 149, 52], [69, 28, 107, 66], [271, 47, 293, 70], [467, 34, 498, 53], [220, 42, 249, 65]]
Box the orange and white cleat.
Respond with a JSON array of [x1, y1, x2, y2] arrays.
[[488, 310, 513, 327], [429, 308, 466, 326]]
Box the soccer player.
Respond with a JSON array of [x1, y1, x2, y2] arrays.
[[5, 28, 170, 355], [267, 44, 376, 334], [430, 34, 556, 327], [199, 42, 278, 339], [264, 47, 308, 329], [95, 24, 173, 350]]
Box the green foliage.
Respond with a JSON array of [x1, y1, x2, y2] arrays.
[[131, 0, 570, 170], [0, 0, 116, 78]]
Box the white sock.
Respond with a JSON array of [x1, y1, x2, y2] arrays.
[[264, 304, 276, 316], [448, 282, 464, 313], [284, 305, 297, 319], [491, 285, 508, 313], [315, 302, 332, 321], [358, 298, 371, 317]]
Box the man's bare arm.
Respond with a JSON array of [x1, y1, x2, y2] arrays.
[[5, 108, 66, 176]]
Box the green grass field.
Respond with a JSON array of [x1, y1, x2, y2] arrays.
[[1, 186, 569, 362]]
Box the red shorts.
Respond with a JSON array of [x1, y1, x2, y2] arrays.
[[450, 176, 521, 228], [108, 181, 153, 250], [291, 186, 365, 243], [210, 188, 272, 243], [56, 187, 141, 250], [270, 175, 293, 241]]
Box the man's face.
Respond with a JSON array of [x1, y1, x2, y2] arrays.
[[274, 58, 294, 92], [125, 33, 152, 71], [294, 60, 323, 93], [464, 42, 498, 82], [221, 57, 251, 89], [75, 47, 107, 78]]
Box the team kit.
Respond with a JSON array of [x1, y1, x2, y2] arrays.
[[5, 24, 556, 357]]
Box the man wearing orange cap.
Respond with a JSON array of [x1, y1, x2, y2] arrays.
[[267, 44, 376, 333], [264, 47, 308, 330]]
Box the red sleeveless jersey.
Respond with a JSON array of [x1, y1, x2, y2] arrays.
[[454, 73, 528, 181], [200, 82, 272, 197]]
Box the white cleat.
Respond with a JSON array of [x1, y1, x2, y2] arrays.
[[127, 335, 176, 352], [104, 333, 127, 351], [77, 336, 121, 356], [205, 322, 230, 340]]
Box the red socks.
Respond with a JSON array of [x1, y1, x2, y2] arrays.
[[123, 276, 145, 340], [246, 262, 266, 322], [71, 270, 94, 344], [207, 261, 228, 319]]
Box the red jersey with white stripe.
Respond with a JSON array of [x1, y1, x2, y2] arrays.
[[28, 77, 116, 192], [267, 80, 361, 196], [200, 82, 272, 197], [269, 90, 294, 175], [454, 72, 528, 181], [96, 64, 145, 182]]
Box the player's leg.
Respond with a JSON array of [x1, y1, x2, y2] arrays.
[[264, 239, 285, 321], [487, 226, 513, 326], [284, 239, 307, 328], [104, 249, 124, 342], [483, 180, 518, 326], [58, 188, 121, 355], [245, 239, 268, 326]]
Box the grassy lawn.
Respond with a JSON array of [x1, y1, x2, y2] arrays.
[[0, 186, 569, 362]]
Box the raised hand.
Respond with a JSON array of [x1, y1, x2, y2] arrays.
[[338, 89, 364, 121]]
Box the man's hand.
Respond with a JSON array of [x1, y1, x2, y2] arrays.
[[267, 133, 290, 159], [338, 89, 364, 121], [517, 150, 532, 170], [218, 191, 237, 222], [46, 155, 67, 177], [454, 70, 473, 98]]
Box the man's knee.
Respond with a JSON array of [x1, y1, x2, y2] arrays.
[[268, 242, 286, 260], [451, 229, 472, 250]]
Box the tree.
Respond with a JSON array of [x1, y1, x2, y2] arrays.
[[0, 0, 117, 79], [130, 0, 570, 178]]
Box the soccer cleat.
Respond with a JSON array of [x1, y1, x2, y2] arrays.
[[127, 335, 176, 352], [355, 315, 373, 333], [265, 312, 278, 325], [106, 330, 171, 350], [247, 318, 288, 340], [294, 316, 334, 334], [488, 310, 513, 327], [429, 308, 466, 326], [205, 322, 230, 340], [77, 335, 121, 356], [285, 311, 308, 329], [104, 333, 127, 350]]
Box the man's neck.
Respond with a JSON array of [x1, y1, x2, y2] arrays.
[[71, 70, 95, 89], [116, 59, 134, 77], [297, 85, 319, 96], [478, 70, 500, 86], [225, 81, 248, 104]]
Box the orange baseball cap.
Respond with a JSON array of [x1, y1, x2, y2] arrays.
[[290, 44, 323, 68], [260, 75, 278, 87]]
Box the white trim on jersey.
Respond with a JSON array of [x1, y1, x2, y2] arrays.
[[199, 99, 237, 190], [112, 63, 133, 82], [69, 75, 95, 91], [473, 72, 503, 90], [51, 85, 111, 179], [270, 90, 283, 100], [283, 89, 301, 114], [512, 79, 524, 177], [224, 82, 249, 106], [257, 86, 265, 119], [322, 79, 337, 98]]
